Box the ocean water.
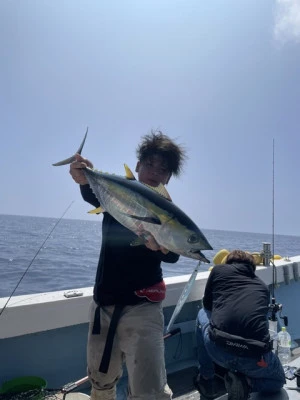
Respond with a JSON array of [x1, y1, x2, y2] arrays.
[[1, 214, 300, 298]]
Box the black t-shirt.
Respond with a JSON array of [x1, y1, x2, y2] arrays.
[[203, 263, 270, 343], [80, 184, 179, 305]]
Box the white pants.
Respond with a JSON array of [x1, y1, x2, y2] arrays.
[[87, 300, 172, 400]]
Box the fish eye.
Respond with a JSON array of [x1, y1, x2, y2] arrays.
[[188, 234, 199, 244]]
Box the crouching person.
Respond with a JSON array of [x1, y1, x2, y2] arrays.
[[194, 250, 285, 400]]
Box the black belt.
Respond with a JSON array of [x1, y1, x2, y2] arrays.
[[92, 304, 124, 374], [208, 326, 272, 357]]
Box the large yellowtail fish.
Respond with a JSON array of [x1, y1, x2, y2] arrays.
[[53, 131, 212, 262]]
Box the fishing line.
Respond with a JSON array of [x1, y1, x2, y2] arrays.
[[0, 201, 74, 317]]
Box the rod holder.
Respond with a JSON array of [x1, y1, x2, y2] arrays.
[[262, 242, 272, 266]]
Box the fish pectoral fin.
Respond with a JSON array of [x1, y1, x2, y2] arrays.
[[88, 206, 104, 214], [125, 214, 162, 225], [124, 164, 136, 180], [52, 127, 88, 166]]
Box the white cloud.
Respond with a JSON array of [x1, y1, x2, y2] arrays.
[[274, 0, 300, 43]]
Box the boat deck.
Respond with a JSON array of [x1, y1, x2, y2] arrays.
[[166, 356, 300, 400], [114, 351, 300, 400], [53, 343, 300, 400]]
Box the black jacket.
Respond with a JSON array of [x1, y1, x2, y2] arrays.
[[203, 262, 270, 343], [80, 184, 179, 305]]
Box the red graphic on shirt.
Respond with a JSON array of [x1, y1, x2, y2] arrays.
[[135, 280, 166, 302]]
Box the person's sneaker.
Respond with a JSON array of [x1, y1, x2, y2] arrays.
[[224, 371, 250, 400], [193, 373, 227, 399]]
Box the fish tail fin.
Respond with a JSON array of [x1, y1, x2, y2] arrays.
[[52, 127, 88, 166]]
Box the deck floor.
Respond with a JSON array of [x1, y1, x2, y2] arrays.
[[168, 366, 199, 400], [5, 357, 298, 400], [167, 358, 300, 400], [70, 358, 300, 400]]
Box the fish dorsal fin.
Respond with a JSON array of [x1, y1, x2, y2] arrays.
[[144, 183, 172, 201], [88, 206, 105, 214], [124, 164, 136, 180]]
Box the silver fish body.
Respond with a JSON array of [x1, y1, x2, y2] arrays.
[[84, 168, 212, 262], [52, 131, 212, 262]]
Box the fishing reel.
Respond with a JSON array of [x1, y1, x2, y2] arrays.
[[269, 296, 282, 320], [268, 297, 288, 326]]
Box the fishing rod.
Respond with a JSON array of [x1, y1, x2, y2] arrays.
[[271, 138, 276, 301], [0, 201, 74, 317], [269, 139, 280, 323], [268, 140, 287, 344]]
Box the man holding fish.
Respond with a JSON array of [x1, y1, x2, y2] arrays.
[[69, 131, 188, 400]]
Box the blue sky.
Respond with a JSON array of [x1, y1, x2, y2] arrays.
[[1, 0, 300, 235]]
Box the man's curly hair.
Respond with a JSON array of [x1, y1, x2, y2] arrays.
[[136, 130, 187, 177]]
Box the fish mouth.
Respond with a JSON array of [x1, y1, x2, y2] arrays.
[[189, 249, 210, 264]]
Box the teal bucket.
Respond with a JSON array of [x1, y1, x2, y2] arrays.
[[0, 376, 47, 395]]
